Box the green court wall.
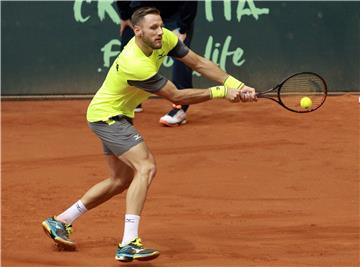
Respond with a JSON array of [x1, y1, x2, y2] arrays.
[[2, 1, 359, 95]]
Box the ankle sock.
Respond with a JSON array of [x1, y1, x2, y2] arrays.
[[121, 214, 140, 246], [56, 200, 88, 224]]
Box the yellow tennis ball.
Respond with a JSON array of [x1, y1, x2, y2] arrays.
[[300, 96, 312, 109]]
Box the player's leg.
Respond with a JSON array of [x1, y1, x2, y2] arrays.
[[119, 142, 156, 215], [42, 154, 133, 248], [115, 142, 160, 262], [79, 154, 133, 210], [42, 117, 137, 249]]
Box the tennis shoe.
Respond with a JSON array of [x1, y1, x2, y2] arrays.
[[42, 217, 75, 248], [159, 108, 187, 127], [134, 104, 143, 112], [115, 237, 160, 262]]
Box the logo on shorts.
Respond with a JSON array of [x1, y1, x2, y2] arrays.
[[133, 134, 142, 141]]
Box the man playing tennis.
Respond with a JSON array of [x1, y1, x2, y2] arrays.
[[42, 7, 256, 262]]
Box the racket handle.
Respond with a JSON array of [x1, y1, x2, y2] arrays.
[[256, 87, 277, 98]]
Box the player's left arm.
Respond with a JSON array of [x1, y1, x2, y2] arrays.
[[175, 48, 255, 96], [176, 50, 228, 84]]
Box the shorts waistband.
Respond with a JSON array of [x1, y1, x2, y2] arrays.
[[109, 115, 133, 125]]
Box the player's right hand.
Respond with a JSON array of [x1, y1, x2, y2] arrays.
[[226, 86, 257, 103], [240, 85, 257, 102]]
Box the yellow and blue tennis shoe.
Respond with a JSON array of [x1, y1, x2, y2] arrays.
[[42, 217, 75, 248], [115, 237, 160, 262]]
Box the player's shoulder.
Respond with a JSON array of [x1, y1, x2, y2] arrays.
[[159, 28, 178, 54], [118, 40, 155, 80], [120, 39, 141, 62], [162, 27, 175, 38]]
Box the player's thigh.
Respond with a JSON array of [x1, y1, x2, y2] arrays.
[[119, 142, 156, 173]]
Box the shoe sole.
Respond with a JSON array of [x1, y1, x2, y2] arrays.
[[159, 119, 187, 127], [115, 251, 160, 262], [41, 221, 76, 249], [135, 252, 160, 261]]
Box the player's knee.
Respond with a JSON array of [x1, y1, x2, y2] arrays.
[[148, 162, 157, 183], [136, 160, 157, 185]]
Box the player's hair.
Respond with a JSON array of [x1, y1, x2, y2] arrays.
[[131, 7, 160, 26]]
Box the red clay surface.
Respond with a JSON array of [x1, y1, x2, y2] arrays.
[[2, 95, 359, 267]]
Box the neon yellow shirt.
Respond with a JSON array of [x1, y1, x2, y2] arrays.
[[87, 28, 178, 122]]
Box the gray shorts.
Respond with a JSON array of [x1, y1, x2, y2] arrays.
[[88, 116, 144, 156]]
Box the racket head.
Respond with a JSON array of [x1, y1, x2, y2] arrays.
[[277, 72, 327, 113]]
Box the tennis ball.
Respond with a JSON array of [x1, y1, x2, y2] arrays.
[[300, 96, 312, 109]]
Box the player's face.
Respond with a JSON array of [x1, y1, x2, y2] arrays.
[[138, 14, 163, 49]]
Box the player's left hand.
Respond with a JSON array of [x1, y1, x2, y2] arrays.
[[225, 88, 243, 103]]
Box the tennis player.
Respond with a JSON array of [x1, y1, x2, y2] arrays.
[[42, 7, 256, 262]]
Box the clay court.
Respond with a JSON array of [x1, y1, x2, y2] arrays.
[[2, 95, 359, 267]]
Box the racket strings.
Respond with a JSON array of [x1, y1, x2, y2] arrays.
[[279, 74, 327, 112]]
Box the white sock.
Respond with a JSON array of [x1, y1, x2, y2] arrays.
[[121, 214, 140, 246], [56, 200, 88, 224]]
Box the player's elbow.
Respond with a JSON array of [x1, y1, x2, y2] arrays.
[[156, 81, 191, 105]]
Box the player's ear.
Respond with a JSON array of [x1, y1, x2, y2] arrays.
[[133, 25, 142, 37]]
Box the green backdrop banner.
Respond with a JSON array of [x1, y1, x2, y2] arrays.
[[2, 1, 359, 95]]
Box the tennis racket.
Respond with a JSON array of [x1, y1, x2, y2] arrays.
[[256, 72, 327, 113]]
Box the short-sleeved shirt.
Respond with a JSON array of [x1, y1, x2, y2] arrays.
[[86, 28, 188, 122]]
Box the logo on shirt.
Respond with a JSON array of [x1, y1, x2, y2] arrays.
[[158, 53, 166, 59], [133, 134, 142, 141]]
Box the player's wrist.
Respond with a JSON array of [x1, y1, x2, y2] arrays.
[[223, 75, 245, 90], [209, 86, 227, 99]]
